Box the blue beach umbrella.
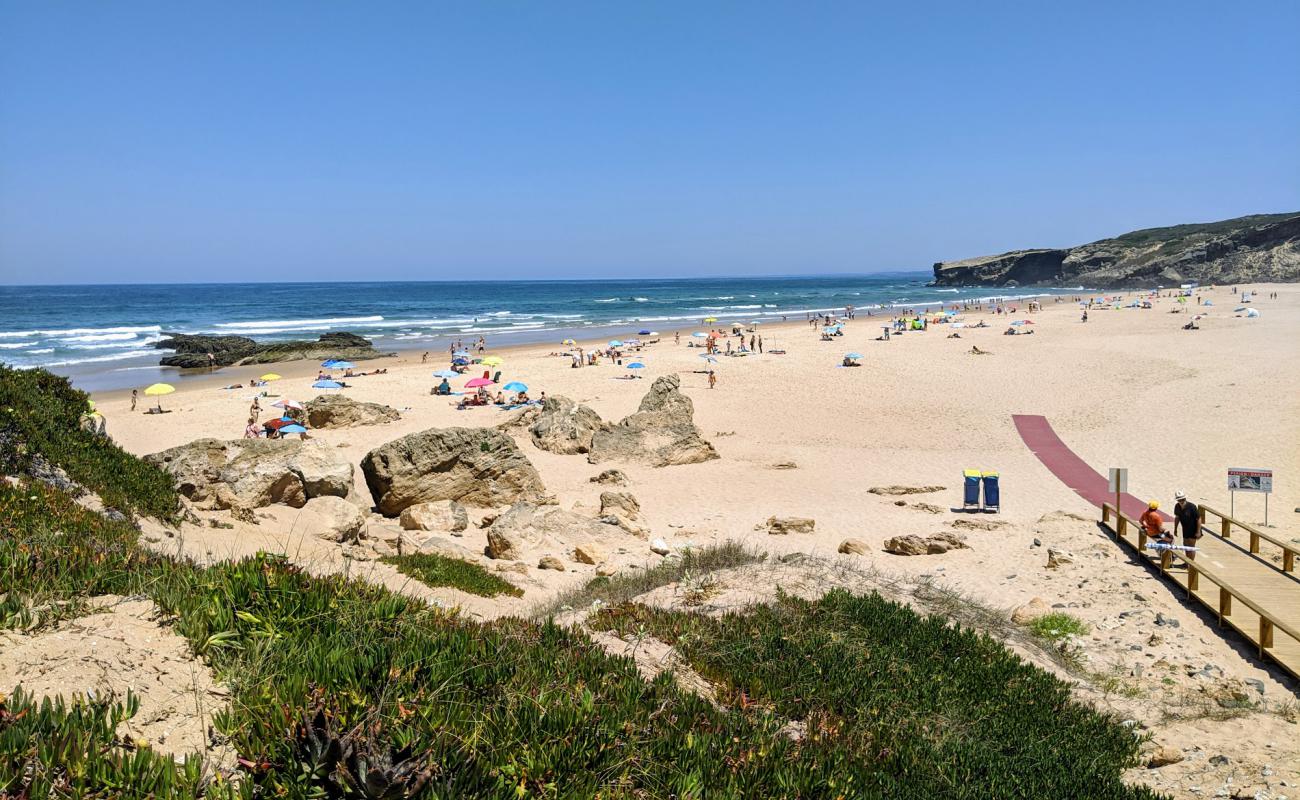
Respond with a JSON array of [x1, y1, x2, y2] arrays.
[[451, 358, 469, 365], [432, 370, 458, 378], [608, 339, 624, 347], [313, 379, 343, 389], [638, 329, 652, 335], [692, 332, 707, 338], [453, 350, 471, 357], [502, 381, 528, 392], [321, 359, 339, 367], [845, 352, 862, 359], [329, 361, 355, 369], [626, 362, 645, 369], [279, 424, 308, 435]]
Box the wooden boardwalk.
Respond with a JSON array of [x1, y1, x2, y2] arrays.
[[1014, 414, 1300, 681]]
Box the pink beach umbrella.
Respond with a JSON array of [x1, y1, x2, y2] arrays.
[[465, 377, 494, 388]]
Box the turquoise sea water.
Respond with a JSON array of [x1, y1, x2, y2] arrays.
[[0, 274, 1078, 390]]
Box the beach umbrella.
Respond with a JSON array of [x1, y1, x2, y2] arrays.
[[453, 350, 471, 357], [260, 373, 282, 381], [1010, 320, 1025, 326], [692, 332, 707, 338], [143, 383, 175, 396], [1246, 308, 1260, 318], [279, 424, 308, 435], [627, 362, 645, 369], [313, 380, 343, 389], [638, 329, 652, 335], [608, 339, 624, 347], [481, 356, 504, 367], [329, 361, 356, 370], [451, 357, 469, 365], [844, 352, 862, 359], [700, 355, 718, 363], [432, 370, 458, 378], [321, 359, 343, 367], [465, 377, 494, 388], [562, 338, 576, 346], [502, 381, 528, 392], [751, 320, 763, 326], [703, 317, 717, 323], [271, 399, 303, 410]]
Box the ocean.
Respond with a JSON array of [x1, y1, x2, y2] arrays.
[[0, 274, 1076, 390]]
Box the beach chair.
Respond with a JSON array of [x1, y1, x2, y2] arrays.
[[981, 471, 1000, 513], [963, 469, 982, 510]]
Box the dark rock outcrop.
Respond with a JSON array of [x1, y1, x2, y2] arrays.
[[932, 212, 1300, 289], [361, 427, 545, 515], [154, 331, 383, 369], [587, 375, 718, 467]]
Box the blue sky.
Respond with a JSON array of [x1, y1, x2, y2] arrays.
[[1, 1, 1297, 284]]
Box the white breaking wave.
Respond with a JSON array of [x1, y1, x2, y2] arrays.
[[593, 298, 619, 303], [0, 343, 28, 349], [215, 316, 384, 330], [0, 324, 161, 339], [37, 349, 156, 367]]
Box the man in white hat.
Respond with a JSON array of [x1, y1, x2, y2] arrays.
[[1171, 491, 1201, 561]]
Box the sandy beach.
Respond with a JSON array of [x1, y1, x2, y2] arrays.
[[76, 282, 1300, 797]]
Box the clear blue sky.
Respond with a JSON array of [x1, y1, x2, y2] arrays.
[[1, 1, 1297, 284]]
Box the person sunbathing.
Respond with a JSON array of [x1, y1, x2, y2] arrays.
[[842, 357, 860, 367], [494, 391, 507, 405]]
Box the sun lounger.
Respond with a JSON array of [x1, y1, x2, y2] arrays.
[[963, 469, 982, 510], [981, 470, 1000, 513]]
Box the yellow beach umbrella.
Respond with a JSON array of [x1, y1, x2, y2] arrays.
[[562, 338, 576, 346], [143, 383, 175, 396], [481, 356, 504, 367], [259, 373, 282, 381], [703, 317, 717, 323]]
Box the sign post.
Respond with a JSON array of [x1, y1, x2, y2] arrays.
[[1227, 468, 1273, 526], [1108, 468, 1128, 534]]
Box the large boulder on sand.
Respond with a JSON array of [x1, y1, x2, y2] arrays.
[[304, 394, 400, 429], [361, 427, 545, 515], [530, 396, 607, 454], [144, 438, 352, 510], [484, 502, 616, 560], [883, 532, 969, 555], [587, 375, 718, 467], [399, 500, 468, 532], [300, 496, 367, 542]]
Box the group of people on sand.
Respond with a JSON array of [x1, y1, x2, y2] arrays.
[[1139, 491, 1203, 561], [452, 387, 542, 410]]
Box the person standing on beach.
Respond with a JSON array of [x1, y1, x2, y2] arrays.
[[674, 331, 680, 345], [1171, 491, 1201, 560], [757, 336, 763, 353], [708, 370, 716, 389], [422, 352, 428, 363], [130, 389, 138, 411]]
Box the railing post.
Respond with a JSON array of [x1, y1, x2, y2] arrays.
[[1137, 527, 1146, 550], [1221, 516, 1231, 539], [1187, 564, 1199, 592], [1286, 550, 1295, 573], [1102, 505, 1110, 525], [1259, 618, 1274, 653], [1118, 514, 1127, 538], [1249, 531, 1260, 554], [1160, 549, 1172, 572], [1219, 588, 1231, 620]]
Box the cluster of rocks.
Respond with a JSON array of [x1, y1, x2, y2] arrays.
[[882, 532, 969, 555], [529, 375, 718, 467], [144, 438, 353, 511]]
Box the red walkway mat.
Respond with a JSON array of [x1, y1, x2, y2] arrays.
[[1012, 414, 1170, 521]]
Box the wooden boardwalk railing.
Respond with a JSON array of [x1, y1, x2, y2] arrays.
[[1101, 503, 1300, 681]]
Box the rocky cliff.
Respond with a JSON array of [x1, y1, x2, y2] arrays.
[[152, 331, 383, 369], [931, 212, 1300, 289]]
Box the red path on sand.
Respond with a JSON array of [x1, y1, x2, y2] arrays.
[[1012, 414, 1171, 522]]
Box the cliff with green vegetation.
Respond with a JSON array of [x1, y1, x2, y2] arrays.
[[0, 366, 1166, 798], [931, 212, 1300, 289]]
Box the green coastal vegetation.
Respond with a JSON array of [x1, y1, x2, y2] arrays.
[[0, 367, 1165, 798]]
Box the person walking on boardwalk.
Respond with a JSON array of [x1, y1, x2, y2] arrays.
[[1171, 491, 1201, 561]]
